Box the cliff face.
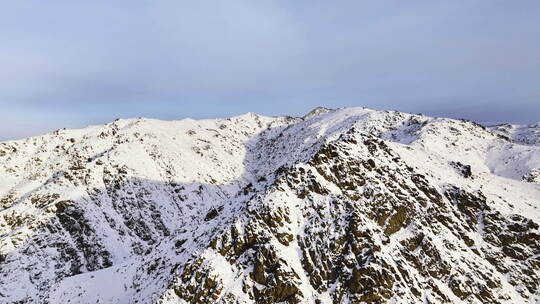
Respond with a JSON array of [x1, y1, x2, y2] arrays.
[[1, 108, 539, 303]]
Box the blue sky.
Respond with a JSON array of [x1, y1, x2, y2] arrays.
[[1, 1, 539, 140]]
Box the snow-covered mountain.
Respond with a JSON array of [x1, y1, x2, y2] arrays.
[[1, 107, 539, 303]]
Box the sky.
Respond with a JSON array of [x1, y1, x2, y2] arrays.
[[1, 1, 539, 140]]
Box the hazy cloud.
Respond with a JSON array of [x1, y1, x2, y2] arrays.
[[1, 1, 539, 139]]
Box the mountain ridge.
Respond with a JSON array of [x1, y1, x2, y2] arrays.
[[0, 107, 539, 303]]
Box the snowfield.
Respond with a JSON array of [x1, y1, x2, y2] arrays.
[[0, 107, 539, 303]]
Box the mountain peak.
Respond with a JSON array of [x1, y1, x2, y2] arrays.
[[303, 106, 335, 119]]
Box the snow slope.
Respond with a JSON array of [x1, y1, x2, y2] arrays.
[[0, 107, 539, 303]]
